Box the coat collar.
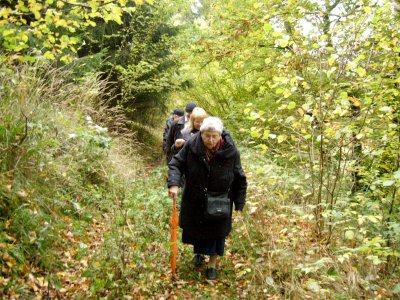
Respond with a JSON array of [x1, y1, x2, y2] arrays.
[[189, 130, 237, 160], [175, 115, 185, 125]]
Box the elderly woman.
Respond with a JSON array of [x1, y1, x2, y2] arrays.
[[168, 117, 247, 280]]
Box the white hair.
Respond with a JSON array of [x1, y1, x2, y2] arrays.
[[200, 117, 223, 133]]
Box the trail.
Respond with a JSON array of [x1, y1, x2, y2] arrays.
[[45, 160, 256, 299], [32, 152, 320, 299]]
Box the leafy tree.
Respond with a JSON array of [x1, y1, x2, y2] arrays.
[[176, 0, 400, 272], [0, 0, 152, 63]]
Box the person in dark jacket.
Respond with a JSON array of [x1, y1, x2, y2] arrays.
[[168, 117, 247, 280], [166, 102, 196, 162], [163, 108, 184, 155]]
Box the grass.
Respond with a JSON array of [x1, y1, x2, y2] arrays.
[[0, 63, 143, 298]]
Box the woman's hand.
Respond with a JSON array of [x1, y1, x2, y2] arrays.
[[174, 138, 185, 149], [168, 186, 179, 199]]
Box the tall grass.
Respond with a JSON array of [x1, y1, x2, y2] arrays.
[[0, 62, 143, 297]]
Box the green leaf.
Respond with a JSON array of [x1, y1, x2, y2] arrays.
[[393, 283, 400, 294], [82, 269, 94, 278], [356, 67, 366, 77], [3, 29, 15, 37], [250, 130, 261, 138], [379, 106, 391, 112], [382, 180, 395, 186], [327, 267, 338, 277], [367, 215, 378, 223], [287, 101, 296, 110], [363, 6, 372, 13], [22, 55, 36, 62], [44, 51, 55, 60], [277, 135, 287, 143], [306, 280, 321, 292], [340, 92, 348, 100], [263, 23, 273, 31], [328, 56, 336, 66], [345, 230, 354, 240]]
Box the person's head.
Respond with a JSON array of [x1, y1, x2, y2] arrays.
[[200, 117, 223, 150], [189, 107, 208, 131], [172, 108, 184, 120], [185, 102, 197, 119]]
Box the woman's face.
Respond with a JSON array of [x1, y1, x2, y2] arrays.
[[201, 130, 221, 150], [193, 117, 204, 130]]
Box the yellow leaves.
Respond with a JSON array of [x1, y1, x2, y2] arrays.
[[28, 274, 48, 292], [0, 7, 13, 19], [275, 38, 289, 48], [28, 1, 44, 20], [103, 5, 123, 25], [262, 129, 270, 140], [356, 67, 366, 77], [2, 29, 15, 37], [17, 189, 29, 198], [2, 252, 16, 268], [349, 96, 361, 107], [234, 262, 252, 278], [29, 231, 37, 243], [86, 20, 96, 27], [363, 6, 372, 13], [0, 0, 127, 61], [60, 55, 73, 63], [55, 18, 68, 28], [60, 35, 70, 49]]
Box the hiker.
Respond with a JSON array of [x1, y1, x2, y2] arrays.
[[166, 102, 196, 162], [176, 107, 208, 146], [167, 117, 247, 280], [163, 108, 184, 155]]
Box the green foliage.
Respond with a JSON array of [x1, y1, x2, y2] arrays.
[[96, 2, 180, 126], [85, 171, 172, 297], [0, 0, 153, 63], [0, 62, 141, 296], [173, 0, 400, 295]]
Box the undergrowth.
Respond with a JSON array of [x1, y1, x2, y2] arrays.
[[0, 63, 142, 298]]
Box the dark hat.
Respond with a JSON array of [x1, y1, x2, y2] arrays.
[[172, 108, 184, 117], [185, 102, 197, 113]]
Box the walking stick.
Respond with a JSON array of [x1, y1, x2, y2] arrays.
[[170, 193, 178, 278]]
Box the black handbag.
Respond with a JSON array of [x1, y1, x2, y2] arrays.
[[204, 190, 231, 220]]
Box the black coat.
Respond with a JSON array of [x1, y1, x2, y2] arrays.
[[162, 117, 173, 154], [166, 115, 185, 162], [168, 131, 247, 239]]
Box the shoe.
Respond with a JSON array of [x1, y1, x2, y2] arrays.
[[206, 267, 218, 280], [192, 254, 205, 267]]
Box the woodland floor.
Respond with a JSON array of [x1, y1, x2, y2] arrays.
[[8, 150, 395, 299]]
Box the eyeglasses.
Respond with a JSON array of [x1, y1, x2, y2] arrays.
[[202, 132, 221, 141]]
